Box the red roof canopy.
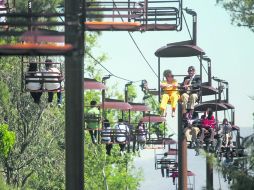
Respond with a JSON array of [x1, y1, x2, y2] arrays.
[[170, 171, 195, 177], [141, 115, 166, 123], [164, 138, 177, 145], [20, 30, 64, 43], [101, 99, 132, 110], [167, 148, 178, 155], [84, 78, 106, 90], [129, 102, 151, 112]]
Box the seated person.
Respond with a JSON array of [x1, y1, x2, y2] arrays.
[[216, 118, 233, 151], [160, 152, 170, 178], [114, 119, 129, 155], [200, 108, 216, 144], [160, 70, 179, 117], [26, 63, 42, 104], [86, 100, 100, 144], [101, 119, 113, 155], [43, 59, 63, 106], [181, 66, 201, 117], [136, 121, 146, 150], [184, 112, 200, 147], [137, 121, 146, 143]]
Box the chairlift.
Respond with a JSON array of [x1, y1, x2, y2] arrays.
[[85, 0, 183, 31], [170, 171, 196, 190], [23, 59, 64, 93]]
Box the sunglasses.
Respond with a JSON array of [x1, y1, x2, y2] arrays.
[[188, 69, 194, 72]]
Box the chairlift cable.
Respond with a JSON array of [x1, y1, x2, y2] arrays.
[[182, 12, 192, 40], [86, 51, 142, 83], [183, 11, 209, 76], [111, 0, 158, 78]]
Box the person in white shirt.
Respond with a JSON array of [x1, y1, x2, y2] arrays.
[[44, 59, 63, 106], [25, 63, 42, 104], [114, 119, 129, 154]]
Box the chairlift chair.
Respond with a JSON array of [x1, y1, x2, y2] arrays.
[[23, 60, 64, 93], [85, 0, 183, 31], [170, 171, 195, 190]]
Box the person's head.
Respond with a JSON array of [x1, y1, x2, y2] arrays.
[[207, 108, 213, 119], [192, 112, 199, 119], [187, 66, 195, 77], [163, 69, 174, 83], [103, 119, 110, 128], [138, 120, 143, 126], [28, 63, 38, 72], [223, 118, 229, 125], [90, 100, 97, 107], [45, 59, 53, 70], [164, 152, 168, 157]]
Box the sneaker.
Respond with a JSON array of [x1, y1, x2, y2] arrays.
[[57, 103, 62, 108], [171, 111, 175, 118]]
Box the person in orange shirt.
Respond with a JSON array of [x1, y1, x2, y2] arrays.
[[160, 70, 179, 117]]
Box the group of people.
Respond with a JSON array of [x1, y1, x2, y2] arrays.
[[184, 108, 233, 155], [159, 65, 234, 154], [26, 59, 63, 106], [160, 65, 200, 118], [86, 100, 148, 155]]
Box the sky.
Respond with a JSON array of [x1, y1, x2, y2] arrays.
[[92, 0, 254, 128], [89, 0, 254, 189]]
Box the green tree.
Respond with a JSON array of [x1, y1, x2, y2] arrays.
[[217, 0, 254, 31], [0, 1, 143, 189]]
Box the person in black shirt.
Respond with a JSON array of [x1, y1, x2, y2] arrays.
[[181, 66, 201, 116]]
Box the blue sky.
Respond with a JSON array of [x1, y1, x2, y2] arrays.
[[92, 0, 254, 128]]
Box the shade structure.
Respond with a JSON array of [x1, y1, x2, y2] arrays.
[[101, 98, 132, 111], [84, 78, 106, 90], [129, 102, 151, 112], [155, 40, 205, 58], [164, 138, 177, 145], [202, 100, 235, 110], [222, 102, 235, 109], [141, 115, 166, 123], [0, 43, 73, 56], [170, 171, 195, 177], [85, 21, 141, 31], [194, 103, 228, 112], [168, 148, 178, 155], [20, 29, 65, 43]]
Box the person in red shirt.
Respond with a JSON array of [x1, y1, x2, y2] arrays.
[[199, 108, 216, 144]]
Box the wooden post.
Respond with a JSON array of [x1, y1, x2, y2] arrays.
[[65, 0, 85, 189], [178, 103, 187, 190]]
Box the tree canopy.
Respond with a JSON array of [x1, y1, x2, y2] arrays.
[[217, 0, 254, 31]]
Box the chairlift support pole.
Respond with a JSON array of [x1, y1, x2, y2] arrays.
[[102, 75, 111, 118], [65, 0, 85, 189], [178, 102, 187, 190], [158, 57, 161, 103], [206, 154, 213, 190]]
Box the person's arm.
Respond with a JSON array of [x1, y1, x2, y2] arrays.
[[182, 77, 191, 89], [160, 82, 173, 88], [192, 76, 201, 88]]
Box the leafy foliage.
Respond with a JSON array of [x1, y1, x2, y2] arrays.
[[0, 124, 15, 158], [0, 1, 143, 189], [217, 0, 254, 31]]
